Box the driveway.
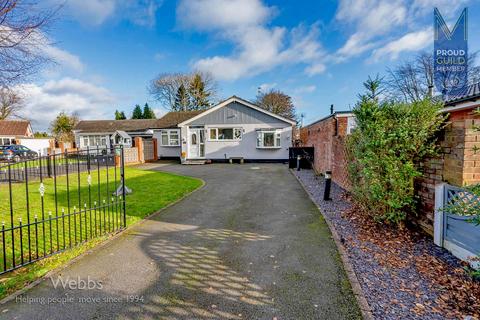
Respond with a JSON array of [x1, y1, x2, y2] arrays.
[[0, 163, 361, 320]]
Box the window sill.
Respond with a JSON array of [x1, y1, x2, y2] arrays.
[[256, 146, 282, 149], [160, 145, 180, 147], [208, 139, 242, 142]]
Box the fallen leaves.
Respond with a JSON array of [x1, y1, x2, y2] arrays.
[[340, 201, 480, 319]]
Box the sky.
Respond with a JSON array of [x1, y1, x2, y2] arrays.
[[17, 0, 480, 131]]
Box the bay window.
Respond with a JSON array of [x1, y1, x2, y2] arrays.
[[257, 130, 281, 148], [209, 128, 242, 141], [160, 130, 180, 146]]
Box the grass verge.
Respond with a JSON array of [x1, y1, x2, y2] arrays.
[[0, 166, 202, 300]]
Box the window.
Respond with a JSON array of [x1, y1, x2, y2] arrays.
[[191, 133, 197, 145], [257, 130, 282, 148], [83, 135, 107, 147], [347, 117, 357, 135], [209, 128, 217, 140], [208, 128, 242, 141], [1, 138, 13, 145], [159, 130, 180, 146]]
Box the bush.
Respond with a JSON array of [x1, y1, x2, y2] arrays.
[[346, 97, 445, 224]]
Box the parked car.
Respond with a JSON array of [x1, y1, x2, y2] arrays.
[[0, 145, 38, 162]]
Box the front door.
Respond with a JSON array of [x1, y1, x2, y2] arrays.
[[188, 128, 205, 158]]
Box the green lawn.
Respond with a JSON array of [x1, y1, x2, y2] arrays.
[[0, 166, 202, 298]]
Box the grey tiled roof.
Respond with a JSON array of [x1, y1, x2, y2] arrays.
[[444, 83, 480, 105], [74, 111, 204, 133]]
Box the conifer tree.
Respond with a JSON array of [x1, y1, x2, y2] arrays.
[[132, 105, 143, 119], [174, 84, 190, 111]]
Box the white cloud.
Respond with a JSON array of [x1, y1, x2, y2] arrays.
[[42, 44, 84, 72], [53, 0, 161, 26], [177, 0, 273, 31], [62, 0, 116, 26], [258, 83, 277, 92], [178, 0, 326, 80], [336, 0, 406, 36], [371, 28, 432, 61], [336, 33, 376, 60], [294, 85, 316, 94], [334, 0, 473, 62], [412, 0, 469, 17], [335, 0, 407, 60], [16, 78, 117, 130]]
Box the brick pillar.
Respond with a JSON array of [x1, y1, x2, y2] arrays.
[[134, 137, 145, 163], [152, 138, 158, 161], [442, 108, 480, 186], [462, 114, 480, 185]]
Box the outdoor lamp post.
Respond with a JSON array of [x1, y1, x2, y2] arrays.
[[324, 170, 332, 201]]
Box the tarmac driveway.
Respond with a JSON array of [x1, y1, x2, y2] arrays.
[[1, 163, 361, 320]]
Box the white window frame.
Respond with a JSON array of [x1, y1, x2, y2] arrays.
[[1, 137, 13, 145], [256, 130, 282, 149], [347, 116, 357, 135], [159, 129, 180, 147], [208, 127, 243, 141], [82, 135, 108, 147]]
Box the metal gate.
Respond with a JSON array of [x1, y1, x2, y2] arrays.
[[0, 146, 126, 274], [289, 147, 314, 169]]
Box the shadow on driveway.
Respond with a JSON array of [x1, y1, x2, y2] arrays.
[[1, 163, 362, 320]]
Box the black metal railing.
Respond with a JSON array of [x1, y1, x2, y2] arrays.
[[0, 146, 126, 274]]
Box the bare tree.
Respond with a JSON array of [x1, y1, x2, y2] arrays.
[[385, 51, 480, 102], [256, 89, 297, 121], [0, 86, 23, 119], [0, 0, 58, 87], [149, 71, 218, 110]]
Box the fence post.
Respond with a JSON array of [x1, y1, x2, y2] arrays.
[[121, 146, 127, 228], [152, 138, 158, 161], [433, 183, 445, 247], [46, 153, 52, 178]]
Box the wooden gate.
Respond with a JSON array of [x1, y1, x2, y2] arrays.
[[143, 140, 155, 162]]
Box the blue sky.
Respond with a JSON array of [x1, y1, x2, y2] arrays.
[[19, 0, 480, 130]]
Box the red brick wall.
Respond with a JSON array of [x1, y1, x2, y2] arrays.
[[304, 115, 351, 190], [304, 107, 480, 235], [415, 106, 480, 234], [332, 136, 350, 190]]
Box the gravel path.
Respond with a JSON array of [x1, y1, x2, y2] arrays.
[[294, 169, 468, 320]]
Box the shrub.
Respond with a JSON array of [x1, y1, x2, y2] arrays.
[[346, 97, 445, 224]]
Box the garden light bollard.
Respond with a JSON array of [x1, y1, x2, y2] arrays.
[[296, 155, 301, 171], [324, 170, 332, 201]]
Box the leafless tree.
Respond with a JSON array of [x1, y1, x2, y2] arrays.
[[385, 51, 480, 102], [0, 86, 23, 119], [0, 0, 58, 87], [149, 71, 218, 110], [255, 89, 297, 121]]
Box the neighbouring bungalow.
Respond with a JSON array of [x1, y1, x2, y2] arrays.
[[0, 120, 33, 145], [73, 111, 201, 151], [74, 96, 296, 163]]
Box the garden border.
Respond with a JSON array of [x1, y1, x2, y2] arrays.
[[0, 172, 206, 305], [291, 170, 373, 320]]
